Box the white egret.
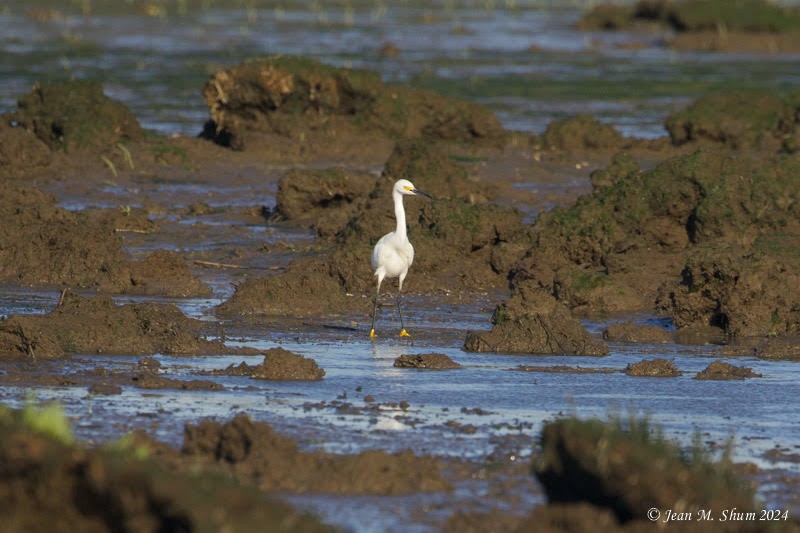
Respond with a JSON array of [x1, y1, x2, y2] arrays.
[[370, 179, 431, 339]]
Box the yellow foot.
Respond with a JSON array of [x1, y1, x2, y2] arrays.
[[369, 328, 377, 339], [399, 328, 411, 338]]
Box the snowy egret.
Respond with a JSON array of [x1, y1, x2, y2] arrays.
[[370, 179, 431, 339]]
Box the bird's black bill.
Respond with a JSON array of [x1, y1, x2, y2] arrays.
[[412, 188, 432, 199]]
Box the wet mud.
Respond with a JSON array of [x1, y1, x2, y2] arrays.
[[0, 185, 210, 297], [0, 292, 242, 358]]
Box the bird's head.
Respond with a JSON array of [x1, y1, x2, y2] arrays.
[[394, 179, 432, 198]]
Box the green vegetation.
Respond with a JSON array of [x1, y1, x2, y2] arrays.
[[0, 401, 74, 444]]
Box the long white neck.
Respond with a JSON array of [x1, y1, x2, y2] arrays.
[[393, 189, 407, 241]]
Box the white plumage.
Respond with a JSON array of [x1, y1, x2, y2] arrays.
[[370, 179, 431, 339]]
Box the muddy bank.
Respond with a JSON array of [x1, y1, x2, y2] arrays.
[[201, 55, 507, 158], [0, 405, 334, 533], [0, 292, 241, 358], [507, 142, 800, 339], [579, 0, 800, 54], [210, 347, 325, 381], [180, 414, 450, 495], [0, 185, 210, 297]]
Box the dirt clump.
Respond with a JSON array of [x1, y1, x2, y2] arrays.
[[201, 55, 506, 154], [0, 185, 210, 297], [540, 115, 626, 152], [602, 322, 672, 343], [665, 90, 800, 152], [0, 292, 237, 359], [624, 358, 681, 377], [182, 413, 450, 495], [463, 288, 608, 356], [9, 80, 143, 153], [694, 360, 762, 380], [0, 405, 333, 533], [534, 417, 756, 527], [214, 347, 325, 381], [393, 353, 462, 369]]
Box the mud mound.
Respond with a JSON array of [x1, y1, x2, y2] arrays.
[[215, 347, 325, 380], [509, 146, 800, 337], [657, 239, 800, 337], [602, 323, 671, 343], [0, 406, 333, 533], [694, 361, 762, 380], [665, 90, 800, 152], [274, 167, 375, 238], [0, 185, 209, 297], [11, 80, 143, 153], [0, 292, 233, 358], [217, 257, 362, 318], [202, 55, 506, 151], [393, 353, 462, 369], [182, 414, 450, 495], [540, 115, 625, 152], [128, 249, 212, 298], [463, 288, 608, 356], [534, 417, 755, 525], [381, 137, 494, 202], [0, 119, 51, 178], [624, 358, 681, 377]]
